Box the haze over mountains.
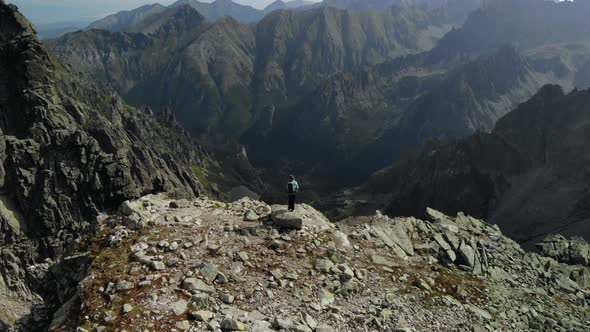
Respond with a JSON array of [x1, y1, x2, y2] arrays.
[[85, 0, 479, 31], [86, 0, 318, 31]]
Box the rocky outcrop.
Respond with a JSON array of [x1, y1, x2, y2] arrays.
[[537, 235, 589, 267], [0, 1, 212, 328], [64, 194, 589, 331]]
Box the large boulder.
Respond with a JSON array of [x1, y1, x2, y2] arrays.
[[270, 204, 334, 231], [271, 206, 304, 230]]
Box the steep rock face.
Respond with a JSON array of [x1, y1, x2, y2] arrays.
[[49, 5, 209, 95], [362, 85, 590, 244], [0, 1, 211, 326]]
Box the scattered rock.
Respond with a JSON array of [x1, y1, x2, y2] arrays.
[[371, 255, 396, 268], [537, 235, 589, 266], [122, 304, 133, 314], [413, 278, 431, 291], [220, 318, 247, 331], [457, 242, 476, 268], [175, 320, 191, 330], [332, 231, 351, 249], [170, 299, 189, 316], [319, 289, 335, 306], [150, 261, 166, 271], [183, 278, 215, 294], [67, 196, 590, 332], [220, 293, 235, 304], [244, 210, 259, 221], [251, 320, 273, 332], [191, 310, 214, 321], [200, 264, 220, 283], [465, 304, 492, 321], [237, 252, 249, 262]]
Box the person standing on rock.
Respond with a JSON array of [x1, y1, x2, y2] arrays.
[[286, 175, 300, 212]]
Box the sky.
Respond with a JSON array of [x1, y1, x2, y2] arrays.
[[7, 0, 320, 24]]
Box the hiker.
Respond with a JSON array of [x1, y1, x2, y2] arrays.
[[286, 175, 299, 212]]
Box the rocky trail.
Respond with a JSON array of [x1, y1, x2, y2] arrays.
[[42, 195, 589, 332]]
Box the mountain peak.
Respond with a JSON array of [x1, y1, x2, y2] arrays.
[[126, 3, 206, 34], [87, 2, 168, 32], [171, 0, 263, 23], [0, 0, 36, 41]]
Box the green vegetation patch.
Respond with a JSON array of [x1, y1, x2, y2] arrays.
[[191, 164, 211, 189]]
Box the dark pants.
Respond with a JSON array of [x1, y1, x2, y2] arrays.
[[288, 194, 296, 211]]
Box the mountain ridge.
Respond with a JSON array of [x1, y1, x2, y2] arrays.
[[83, 0, 479, 33], [86, 3, 167, 32]]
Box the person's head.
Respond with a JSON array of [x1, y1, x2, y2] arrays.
[[289, 175, 295, 181]]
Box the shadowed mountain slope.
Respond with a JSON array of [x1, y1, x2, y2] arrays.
[[361, 85, 590, 244]]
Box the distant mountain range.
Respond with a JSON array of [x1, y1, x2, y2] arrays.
[[49, 4, 458, 141], [87, 3, 168, 31], [85, 0, 481, 32], [86, 0, 313, 30], [48, 0, 590, 243], [264, 0, 316, 14]]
